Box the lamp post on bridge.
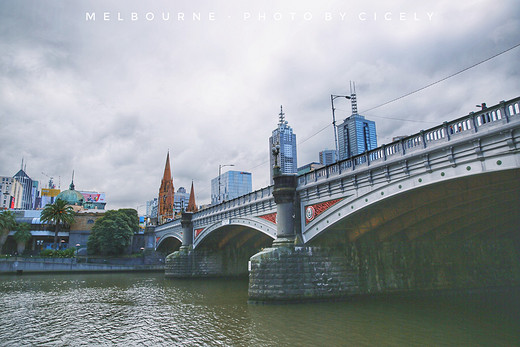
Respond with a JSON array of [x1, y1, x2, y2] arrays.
[[218, 164, 234, 203], [331, 94, 351, 162]]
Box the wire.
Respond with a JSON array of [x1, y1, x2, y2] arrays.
[[361, 41, 520, 113]]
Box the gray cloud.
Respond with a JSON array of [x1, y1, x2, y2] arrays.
[[1, 0, 519, 212]]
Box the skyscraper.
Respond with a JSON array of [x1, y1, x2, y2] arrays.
[[211, 170, 252, 205], [336, 87, 377, 161], [269, 106, 297, 183], [13, 160, 35, 210], [319, 149, 337, 166]]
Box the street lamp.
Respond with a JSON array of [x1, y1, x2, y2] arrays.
[[331, 94, 351, 162], [218, 164, 234, 203]]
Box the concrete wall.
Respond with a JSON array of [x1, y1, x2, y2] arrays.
[[0, 258, 164, 273]]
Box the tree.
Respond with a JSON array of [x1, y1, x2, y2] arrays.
[[40, 199, 76, 249], [87, 209, 138, 256], [13, 222, 32, 254], [0, 211, 17, 253]]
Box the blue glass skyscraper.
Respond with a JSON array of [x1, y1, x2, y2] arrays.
[[211, 170, 252, 204], [269, 106, 297, 183], [337, 114, 377, 160]]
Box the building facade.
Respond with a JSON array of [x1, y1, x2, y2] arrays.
[[13, 168, 35, 210], [174, 187, 190, 213], [269, 106, 297, 183], [211, 170, 252, 204], [319, 149, 337, 165], [337, 114, 377, 161], [0, 177, 23, 209]]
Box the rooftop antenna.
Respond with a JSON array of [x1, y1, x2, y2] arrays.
[[350, 81, 358, 115], [278, 105, 285, 126]]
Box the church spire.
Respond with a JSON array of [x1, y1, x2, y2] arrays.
[[186, 181, 198, 212], [158, 151, 175, 224], [163, 151, 172, 182]]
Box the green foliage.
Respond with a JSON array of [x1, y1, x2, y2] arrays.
[[0, 211, 17, 251], [14, 223, 32, 244], [39, 248, 76, 258], [87, 209, 137, 256], [40, 199, 76, 249]]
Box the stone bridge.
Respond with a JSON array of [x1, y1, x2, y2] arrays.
[[157, 96, 520, 303]]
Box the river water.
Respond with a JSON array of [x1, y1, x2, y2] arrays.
[[0, 272, 518, 346]]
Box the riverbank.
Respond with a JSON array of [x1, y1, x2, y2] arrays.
[[0, 257, 164, 274]]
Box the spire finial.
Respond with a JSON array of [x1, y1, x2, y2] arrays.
[[70, 170, 75, 190]]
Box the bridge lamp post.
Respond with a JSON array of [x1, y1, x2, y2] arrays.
[[331, 94, 351, 162], [218, 164, 234, 203]]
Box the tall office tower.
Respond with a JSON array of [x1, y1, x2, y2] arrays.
[[0, 176, 23, 209], [211, 170, 252, 205], [336, 86, 377, 161], [269, 106, 297, 184], [13, 160, 35, 209], [158, 152, 174, 224], [174, 187, 190, 213], [319, 149, 337, 166]]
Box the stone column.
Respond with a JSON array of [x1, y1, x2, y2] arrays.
[[272, 174, 298, 246], [180, 212, 193, 251]]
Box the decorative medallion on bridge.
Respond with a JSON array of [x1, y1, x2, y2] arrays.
[[194, 228, 205, 239], [305, 198, 344, 224], [258, 212, 277, 224]]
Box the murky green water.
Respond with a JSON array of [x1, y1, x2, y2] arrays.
[[0, 273, 518, 346]]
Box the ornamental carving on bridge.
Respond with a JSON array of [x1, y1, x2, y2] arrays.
[[195, 228, 205, 239], [258, 212, 277, 224], [305, 198, 344, 224]]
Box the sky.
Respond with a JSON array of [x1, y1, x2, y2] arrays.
[[1, 0, 519, 213]]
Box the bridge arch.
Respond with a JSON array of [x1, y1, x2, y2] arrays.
[[304, 167, 520, 246], [193, 217, 276, 250], [156, 234, 182, 253]]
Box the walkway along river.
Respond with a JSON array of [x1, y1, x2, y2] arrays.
[[0, 272, 518, 346]]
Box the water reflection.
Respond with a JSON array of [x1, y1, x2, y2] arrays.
[[0, 273, 518, 346]]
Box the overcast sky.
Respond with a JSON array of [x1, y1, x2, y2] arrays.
[[1, 0, 519, 213]]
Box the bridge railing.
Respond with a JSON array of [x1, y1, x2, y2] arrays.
[[192, 185, 275, 226], [298, 96, 520, 186]]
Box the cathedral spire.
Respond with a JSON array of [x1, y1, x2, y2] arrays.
[[163, 151, 172, 182], [158, 151, 175, 224], [186, 181, 198, 212]]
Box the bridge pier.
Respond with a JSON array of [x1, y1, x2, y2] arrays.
[[249, 174, 357, 303]]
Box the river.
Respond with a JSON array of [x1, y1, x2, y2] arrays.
[[0, 272, 518, 346]]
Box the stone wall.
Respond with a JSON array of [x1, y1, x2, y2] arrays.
[[248, 246, 358, 303], [248, 235, 520, 303], [164, 247, 253, 278], [349, 235, 520, 294]]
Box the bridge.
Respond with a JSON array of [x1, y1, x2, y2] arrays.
[[157, 96, 520, 303]]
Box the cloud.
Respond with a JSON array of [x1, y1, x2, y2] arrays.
[[1, 0, 519, 212]]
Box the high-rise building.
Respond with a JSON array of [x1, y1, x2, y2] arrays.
[[13, 161, 35, 210], [158, 152, 174, 224], [269, 106, 297, 183], [174, 187, 189, 213], [337, 114, 377, 160], [211, 170, 252, 204], [0, 176, 23, 209], [319, 149, 337, 166], [336, 86, 377, 161]]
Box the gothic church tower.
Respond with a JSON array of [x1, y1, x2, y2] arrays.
[[158, 151, 174, 224]]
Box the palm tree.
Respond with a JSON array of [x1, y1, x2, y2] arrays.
[[40, 199, 76, 250], [13, 222, 32, 254], [0, 210, 17, 253]]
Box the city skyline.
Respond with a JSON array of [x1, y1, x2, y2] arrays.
[[1, 1, 519, 210]]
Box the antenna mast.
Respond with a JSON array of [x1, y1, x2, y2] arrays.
[[350, 81, 358, 115]]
